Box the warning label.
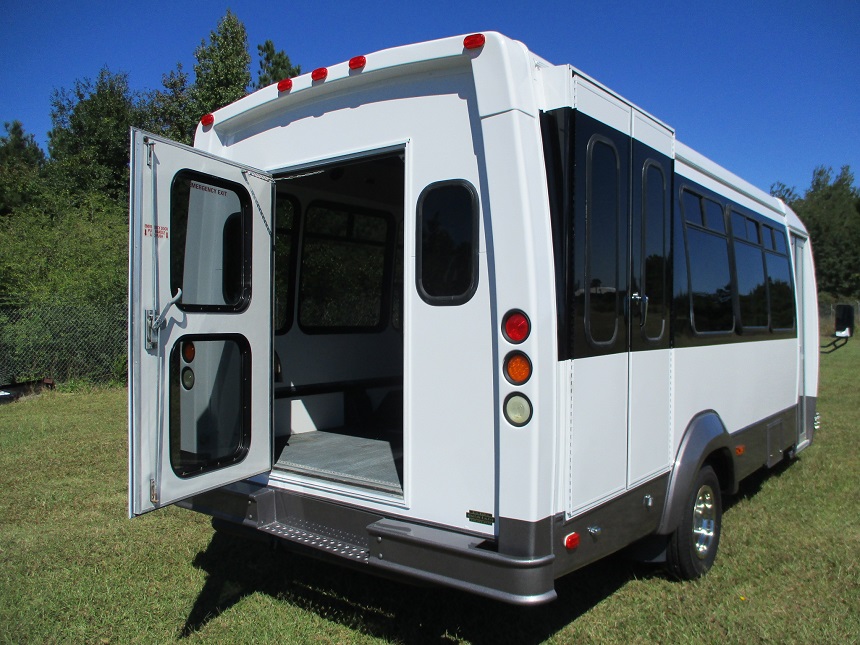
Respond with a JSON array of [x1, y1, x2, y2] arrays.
[[190, 181, 229, 197], [144, 224, 168, 239]]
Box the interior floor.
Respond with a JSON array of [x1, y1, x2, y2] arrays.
[[274, 430, 403, 496]]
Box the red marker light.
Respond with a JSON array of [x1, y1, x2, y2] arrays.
[[564, 532, 580, 550], [311, 67, 328, 81], [503, 310, 530, 343], [463, 33, 486, 50], [200, 113, 215, 127], [349, 55, 367, 70], [277, 78, 293, 92]]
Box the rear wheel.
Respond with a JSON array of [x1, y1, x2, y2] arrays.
[[667, 464, 722, 579]]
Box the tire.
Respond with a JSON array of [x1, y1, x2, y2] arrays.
[[666, 464, 722, 580]]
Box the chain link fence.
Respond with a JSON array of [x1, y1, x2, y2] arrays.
[[0, 297, 856, 386], [0, 300, 127, 386]]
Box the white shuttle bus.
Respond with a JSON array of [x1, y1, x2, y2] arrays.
[[129, 32, 819, 604]]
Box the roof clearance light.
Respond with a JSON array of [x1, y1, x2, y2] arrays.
[[200, 113, 215, 127], [503, 310, 530, 343], [349, 55, 367, 70], [277, 78, 293, 92], [311, 67, 328, 82], [504, 393, 533, 427], [504, 352, 532, 385], [463, 33, 486, 50]]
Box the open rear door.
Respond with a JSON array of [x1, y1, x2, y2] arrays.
[[129, 129, 273, 516]]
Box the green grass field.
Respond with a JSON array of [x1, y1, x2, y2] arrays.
[[1, 343, 858, 643]]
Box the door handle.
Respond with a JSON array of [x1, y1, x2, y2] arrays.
[[630, 292, 649, 327]]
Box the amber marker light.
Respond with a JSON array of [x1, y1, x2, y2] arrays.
[[504, 351, 532, 385], [182, 341, 195, 363]]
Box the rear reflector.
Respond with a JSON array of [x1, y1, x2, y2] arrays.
[[463, 33, 486, 50]]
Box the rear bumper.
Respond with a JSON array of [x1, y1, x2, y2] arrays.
[[179, 481, 557, 605]]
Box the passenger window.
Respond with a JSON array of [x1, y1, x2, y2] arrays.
[[586, 138, 621, 345], [686, 227, 734, 333], [734, 240, 769, 328], [682, 190, 703, 226], [704, 198, 726, 234], [298, 203, 391, 330], [170, 173, 251, 312], [642, 163, 667, 341], [416, 181, 478, 305], [274, 197, 298, 333], [766, 252, 795, 330]]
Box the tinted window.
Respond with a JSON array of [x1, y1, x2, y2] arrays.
[[682, 191, 703, 226], [586, 139, 620, 344], [170, 336, 250, 477], [704, 198, 726, 233], [731, 211, 748, 241], [642, 163, 667, 341], [299, 203, 390, 329], [766, 252, 795, 329], [734, 240, 769, 328], [417, 182, 478, 304], [170, 173, 250, 311], [687, 227, 733, 333]]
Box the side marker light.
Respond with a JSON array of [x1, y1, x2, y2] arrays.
[[311, 67, 328, 82], [564, 532, 580, 550], [200, 113, 215, 127], [277, 78, 293, 92]]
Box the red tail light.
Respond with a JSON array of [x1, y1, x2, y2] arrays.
[[503, 310, 530, 343]]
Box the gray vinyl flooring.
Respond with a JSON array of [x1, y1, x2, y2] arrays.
[[275, 431, 403, 495]]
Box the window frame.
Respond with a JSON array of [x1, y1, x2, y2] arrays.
[[169, 170, 253, 314], [415, 179, 480, 306]]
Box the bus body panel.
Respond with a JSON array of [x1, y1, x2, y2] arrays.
[[128, 31, 819, 605]]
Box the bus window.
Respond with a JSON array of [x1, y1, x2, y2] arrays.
[[416, 181, 479, 305]]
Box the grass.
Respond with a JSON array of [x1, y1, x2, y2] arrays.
[[1, 342, 858, 643]]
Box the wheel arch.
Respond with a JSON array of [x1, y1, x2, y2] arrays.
[[657, 411, 736, 536]]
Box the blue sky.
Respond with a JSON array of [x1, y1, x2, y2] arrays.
[[1, 1, 857, 195]]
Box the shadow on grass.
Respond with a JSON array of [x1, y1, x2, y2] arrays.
[[180, 527, 656, 643], [181, 461, 794, 642]]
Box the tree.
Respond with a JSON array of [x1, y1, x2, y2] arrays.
[[774, 166, 860, 298], [255, 40, 301, 89], [0, 121, 45, 216], [192, 10, 251, 116], [47, 68, 141, 198], [142, 63, 198, 145]]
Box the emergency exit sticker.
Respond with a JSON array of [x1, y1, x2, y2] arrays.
[[144, 224, 168, 239]]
